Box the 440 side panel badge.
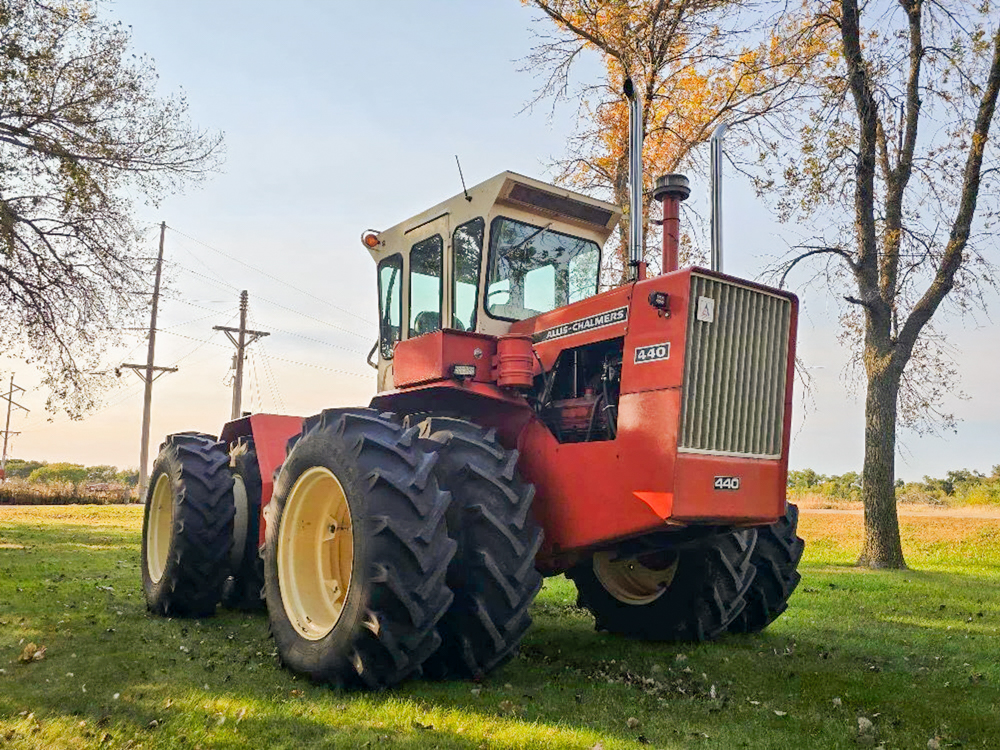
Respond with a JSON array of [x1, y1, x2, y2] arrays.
[[634, 342, 670, 364]]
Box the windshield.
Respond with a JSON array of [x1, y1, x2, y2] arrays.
[[486, 217, 601, 321]]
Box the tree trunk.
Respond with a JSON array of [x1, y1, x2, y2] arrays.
[[857, 366, 907, 568]]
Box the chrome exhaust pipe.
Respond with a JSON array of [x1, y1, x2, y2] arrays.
[[624, 78, 643, 279], [710, 122, 727, 273]]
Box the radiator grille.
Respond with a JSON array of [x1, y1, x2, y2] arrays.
[[679, 275, 791, 458]]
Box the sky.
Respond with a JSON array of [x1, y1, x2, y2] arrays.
[[1, 0, 997, 481]]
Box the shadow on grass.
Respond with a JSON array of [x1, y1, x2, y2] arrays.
[[2, 516, 999, 749], [1, 612, 670, 750]]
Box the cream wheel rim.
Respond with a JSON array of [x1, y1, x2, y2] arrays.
[[593, 551, 677, 605], [278, 466, 354, 640], [146, 473, 173, 584]]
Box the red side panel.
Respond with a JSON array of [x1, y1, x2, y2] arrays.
[[221, 413, 304, 545], [618, 273, 690, 394], [518, 389, 680, 563], [671, 453, 786, 522], [520, 388, 786, 569]]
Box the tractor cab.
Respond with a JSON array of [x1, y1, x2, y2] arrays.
[[364, 172, 621, 391]]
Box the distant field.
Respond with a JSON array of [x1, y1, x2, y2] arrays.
[[1, 505, 997, 749]]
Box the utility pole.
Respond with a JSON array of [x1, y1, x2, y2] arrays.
[[120, 222, 177, 499], [215, 290, 269, 420], [0, 374, 29, 480]]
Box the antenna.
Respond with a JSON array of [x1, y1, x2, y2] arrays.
[[455, 155, 473, 202]]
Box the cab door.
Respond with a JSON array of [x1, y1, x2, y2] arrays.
[[376, 214, 450, 391]]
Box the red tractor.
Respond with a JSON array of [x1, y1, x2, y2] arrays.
[[141, 86, 803, 688]]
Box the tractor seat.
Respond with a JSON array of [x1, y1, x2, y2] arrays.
[[413, 311, 441, 336]]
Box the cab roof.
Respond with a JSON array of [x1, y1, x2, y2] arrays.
[[366, 171, 622, 262]]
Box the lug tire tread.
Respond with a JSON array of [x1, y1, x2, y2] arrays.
[[142, 433, 235, 618], [266, 408, 455, 689], [728, 504, 804, 633], [417, 416, 543, 680], [569, 530, 757, 642], [222, 439, 266, 610]]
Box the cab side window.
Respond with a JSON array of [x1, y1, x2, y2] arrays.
[[377, 253, 403, 359], [409, 235, 443, 336], [452, 218, 483, 331]]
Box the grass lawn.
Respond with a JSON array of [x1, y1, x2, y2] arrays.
[[1, 504, 997, 749]]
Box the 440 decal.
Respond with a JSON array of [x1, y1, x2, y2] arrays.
[[713, 476, 741, 491], [634, 342, 670, 364]]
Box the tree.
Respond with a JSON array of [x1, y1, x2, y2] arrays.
[[86, 464, 118, 483], [28, 462, 87, 485], [116, 467, 139, 487], [0, 0, 223, 416], [761, 1, 1000, 567], [521, 0, 825, 284], [2, 458, 44, 478]]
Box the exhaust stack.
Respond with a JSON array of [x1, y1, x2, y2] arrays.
[[710, 123, 727, 272], [624, 78, 643, 280], [653, 174, 690, 273]]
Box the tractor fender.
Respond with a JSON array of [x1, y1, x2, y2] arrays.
[[220, 413, 304, 545], [370, 381, 535, 451]]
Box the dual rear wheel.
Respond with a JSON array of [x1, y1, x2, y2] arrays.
[[264, 410, 543, 686], [141, 433, 235, 618], [264, 409, 456, 687]]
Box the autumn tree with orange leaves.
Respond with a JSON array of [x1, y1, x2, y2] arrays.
[[521, 0, 824, 284]]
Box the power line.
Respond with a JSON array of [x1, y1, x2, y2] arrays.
[[165, 225, 377, 327], [158, 330, 231, 349], [248, 309, 285, 412], [166, 296, 234, 313], [250, 321, 367, 356], [157, 330, 368, 380], [165, 259, 372, 341], [261, 353, 372, 379], [260, 346, 286, 412], [160, 310, 230, 331], [17, 379, 149, 435], [248, 350, 263, 413], [171, 321, 233, 366]]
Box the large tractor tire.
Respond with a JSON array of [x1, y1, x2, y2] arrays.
[[414, 417, 543, 680], [728, 503, 804, 634], [221, 438, 266, 611], [142, 432, 235, 618], [264, 409, 456, 688], [568, 530, 757, 641]]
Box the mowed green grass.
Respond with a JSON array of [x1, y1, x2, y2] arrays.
[[1, 505, 998, 750]]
